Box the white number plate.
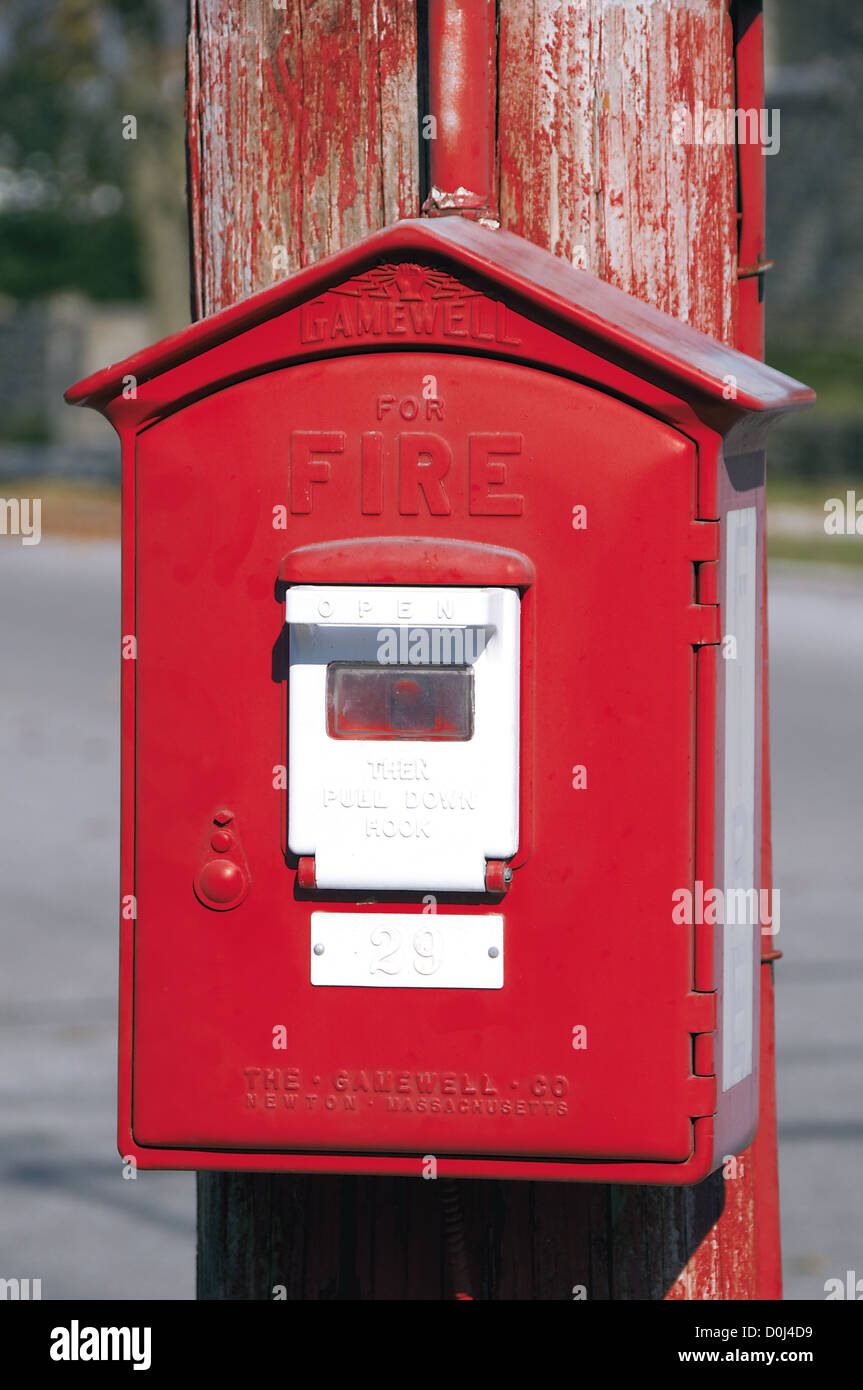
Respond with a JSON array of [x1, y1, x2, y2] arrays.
[[310, 912, 504, 988]]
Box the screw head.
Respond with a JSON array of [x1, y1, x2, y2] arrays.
[[313, 942, 325, 956], [488, 946, 499, 959]]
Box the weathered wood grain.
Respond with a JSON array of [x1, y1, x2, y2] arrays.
[[187, 0, 420, 316], [498, 0, 738, 344]]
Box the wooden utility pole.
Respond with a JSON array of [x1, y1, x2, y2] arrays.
[[190, 0, 781, 1299]]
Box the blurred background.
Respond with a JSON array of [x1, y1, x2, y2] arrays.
[[0, 0, 860, 1300]]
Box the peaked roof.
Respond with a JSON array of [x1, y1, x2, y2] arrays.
[[66, 217, 813, 417]]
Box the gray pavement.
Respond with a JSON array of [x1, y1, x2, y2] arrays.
[[0, 540, 195, 1300], [0, 540, 859, 1300], [769, 562, 863, 1301]]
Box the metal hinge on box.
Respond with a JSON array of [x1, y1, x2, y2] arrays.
[[686, 519, 721, 645], [687, 991, 719, 1114], [686, 1073, 718, 1118]]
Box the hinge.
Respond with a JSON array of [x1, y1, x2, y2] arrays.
[[685, 603, 721, 646], [687, 521, 721, 644], [687, 1073, 717, 1118], [688, 992, 718, 1110], [686, 519, 720, 563], [693, 1032, 714, 1077], [698, 561, 719, 606], [685, 990, 717, 1035]]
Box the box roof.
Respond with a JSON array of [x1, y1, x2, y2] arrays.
[[66, 217, 813, 419]]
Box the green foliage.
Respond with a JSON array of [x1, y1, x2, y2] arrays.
[[0, 210, 143, 300], [0, 0, 182, 301], [765, 344, 863, 415], [0, 412, 51, 444]]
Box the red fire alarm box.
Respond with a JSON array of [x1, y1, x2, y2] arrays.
[[66, 218, 812, 1183]]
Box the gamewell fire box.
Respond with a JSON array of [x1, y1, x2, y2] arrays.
[[66, 218, 813, 1182]]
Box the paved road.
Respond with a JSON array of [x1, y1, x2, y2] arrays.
[[0, 541, 194, 1300], [0, 541, 859, 1300], [769, 562, 863, 1301]]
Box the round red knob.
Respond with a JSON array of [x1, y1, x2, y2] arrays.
[[198, 858, 245, 905], [210, 830, 234, 853]]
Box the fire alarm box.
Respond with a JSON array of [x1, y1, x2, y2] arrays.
[[66, 217, 813, 1183]]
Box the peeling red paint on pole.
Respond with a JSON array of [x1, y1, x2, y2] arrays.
[[498, 0, 738, 344], [734, 1, 767, 360], [187, 0, 420, 318]]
